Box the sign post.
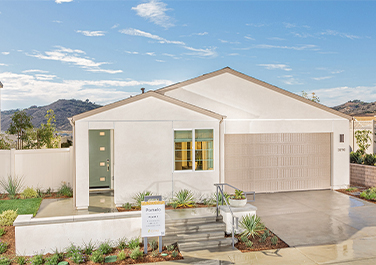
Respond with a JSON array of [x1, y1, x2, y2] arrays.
[[141, 195, 165, 254]]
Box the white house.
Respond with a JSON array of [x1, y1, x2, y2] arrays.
[[70, 67, 351, 210]]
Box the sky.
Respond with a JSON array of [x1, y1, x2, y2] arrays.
[[0, 0, 376, 110]]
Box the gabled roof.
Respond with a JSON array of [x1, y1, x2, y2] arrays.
[[156, 67, 352, 121], [70, 91, 225, 123]]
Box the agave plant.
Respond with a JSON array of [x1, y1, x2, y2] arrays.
[[231, 189, 245, 200], [239, 214, 265, 238], [172, 189, 195, 208], [132, 191, 153, 208]]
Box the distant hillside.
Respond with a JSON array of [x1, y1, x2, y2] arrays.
[[332, 100, 376, 116], [1, 99, 102, 131]]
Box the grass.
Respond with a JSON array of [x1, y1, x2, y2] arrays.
[[0, 198, 42, 216]]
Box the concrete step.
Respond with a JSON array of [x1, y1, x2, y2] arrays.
[[163, 231, 225, 245], [165, 215, 222, 227], [165, 222, 226, 235], [178, 237, 237, 252]]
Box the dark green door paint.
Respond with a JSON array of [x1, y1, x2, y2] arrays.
[[89, 130, 111, 189]]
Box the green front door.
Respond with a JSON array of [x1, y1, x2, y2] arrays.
[[89, 130, 111, 189]]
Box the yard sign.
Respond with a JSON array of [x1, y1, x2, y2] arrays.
[[141, 200, 165, 237]]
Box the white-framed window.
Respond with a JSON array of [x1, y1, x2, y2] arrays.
[[174, 129, 214, 171]]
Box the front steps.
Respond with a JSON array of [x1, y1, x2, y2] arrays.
[[164, 214, 236, 252]]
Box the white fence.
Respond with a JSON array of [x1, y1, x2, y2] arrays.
[[0, 147, 73, 193]]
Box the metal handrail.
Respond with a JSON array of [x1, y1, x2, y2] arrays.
[[214, 183, 255, 249]]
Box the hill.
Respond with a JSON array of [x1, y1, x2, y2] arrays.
[[1, 99, 102, 131], [332, 100, 376, 116]]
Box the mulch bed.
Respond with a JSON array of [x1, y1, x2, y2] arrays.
[[227, 229, 289, 253], [336, 187, 376, 204], [0, 226, 183, 264], [0, 193, 71, 200], [117, 203, 215, 212]]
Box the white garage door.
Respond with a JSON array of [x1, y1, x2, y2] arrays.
[[224, 133, 331, 193]]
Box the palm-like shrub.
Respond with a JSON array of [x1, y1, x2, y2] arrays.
[[0, 175, 24, 199], [171, 189, 195, 208], [132, 191, 153, 208], [239, 214, 265, 238]]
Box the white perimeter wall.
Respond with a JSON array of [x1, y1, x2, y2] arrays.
[[0, 148, 73, 192]]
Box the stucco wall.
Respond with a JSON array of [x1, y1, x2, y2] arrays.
[[350, 163, 376, 188]]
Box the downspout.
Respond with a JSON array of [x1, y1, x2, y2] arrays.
[[219, 117, 224, 184], [68, 117, 76, 209]]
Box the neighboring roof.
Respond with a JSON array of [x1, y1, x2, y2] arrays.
[[156, 67, 352, 121], [70, 91, 225, 123]]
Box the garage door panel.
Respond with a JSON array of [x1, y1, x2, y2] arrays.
[[225, 133, 331, 193]]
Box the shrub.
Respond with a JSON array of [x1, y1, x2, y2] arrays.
[[239, 214, 265, 238], [15, 256, 26, 265], [89, 250, 104, 263], [0, 256, 10, 265], [346, 187, 358, 192], [57, 182, 73, 197], [65, 244, 81, 257], [240, 235, 249, 243], [259, 233, 267, 243], [245, 241, 253, 248], [44, 254, 59, 265], [98, 240, 112, 254], [29, 254, 43, 265], [132, 191, 153, 208], [21, 187, 38, 199], [172, 189, 195, 208], [129, 246, 143, 260], [117, 250, 127, 261], [83, 240, 95, 255], [350, 151, 363, 164], [128, 238, 140, 250], [70, 250, 85, 264], [230, 189, 245, 200], [117, 237, 127, 250], [0, 175, 24, 199], [0, 210, 18, 226], [171, 250, 178, 258], [364, 154, 376, 166], [271, 236, 278, 245], [360, 187, 376, 201], [264, 229, 270, 238], [166, 244, 175, 251], [149, 239, 158, 251], [0, 242, 7, 254], [151, 250, 159, 257], [122, 202, 132, 210], [45, 187, 52, 195], [0, 228, 5, 237]]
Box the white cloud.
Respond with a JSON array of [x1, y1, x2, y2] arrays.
[[2, 52, 10, 55], [246, 23, 266, 27], [132, 0, 173, 28], [145, 52, 156, 56], [259, 64, 292, 71], [183, 46, 217, 57], [111, 24, 119, 29], [312, 76, 333, 81], [280, 75, 303, 85], [0, 63, 8, 66], [156, 59, 165, 63], [331, 70, 344, 74], [219, 39, 240, 44], [253, 44, 319, 51], [52, 20, 62, 23], [320, 29, 360, 40], [76, 30, 106, 37], [119, 28, 185, 45], [244, 36, 255, 40], [0, 71, 174, 109], [195, 32, 208, 36], [26, 46, 122, 74], [125, 51, 139, 55], [283, 22, 296, 28], [22, 69, 49, 73], [228, 53, 239, 56], [55, 0, 73, 3], [268, 37, 285, 41]]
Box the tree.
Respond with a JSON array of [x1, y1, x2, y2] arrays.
[[355, 130, 371, 155], [301, 91, 320, 103], [7, 110, 33, 149], [0, 134, 12, 150], [38, 109, 61, 148]]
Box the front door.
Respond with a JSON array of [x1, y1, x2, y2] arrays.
[[89, 130, 111, 189]]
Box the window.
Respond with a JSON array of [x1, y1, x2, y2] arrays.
[[174, 129, 213, 171], [340, 134, 345, 143]]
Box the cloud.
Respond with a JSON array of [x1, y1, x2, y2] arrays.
[[156, 59, 165, 62], [244, 36, 255, 40], [259, 64, 292, 71], [246, 23, 266, 27], [183, 46, 217, 57], [145, 52, 156, 56], [52, 20, 62, 23], [0, 71, 174, 110], [76, 30, 106, 37], [111, 24, 119, 29], [279, 75, 303, 85], [320, 29, 360, 40], [55, 0, 73, 3], [268, 37, 285, 41], [194, 32, 208, 36], [255, 44, 318, 51], [119, 28, 185, 45], [0, 63, 8, 66], [22, 69, 49, 73], [312, 76, 333, 81], [2, 52, 10, 55], [283, 22, 296, 28], [26, 46, 122, 74], [132, 0, 173, 28], [219, 39, 240, 44], [125, 51, 139, 55], [331, 70, 344, 74]]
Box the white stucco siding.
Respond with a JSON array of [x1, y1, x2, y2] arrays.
[[165, 72, 344, 120]]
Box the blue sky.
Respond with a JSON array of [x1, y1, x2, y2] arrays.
[[0, 0, 375, 110]]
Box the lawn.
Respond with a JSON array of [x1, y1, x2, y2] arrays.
[[0, 198, 42, 216]]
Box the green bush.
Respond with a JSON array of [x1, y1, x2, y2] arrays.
[[259, 233, 267, 243], [70, 251, 85, 264], [264, 229, 270, 238], [29, 254, 43, 265], [15, 256, 26, 265], [57, 182, 73, 197], [129, 247, 143, 260], [132, 191, 153, 208], [350, 151, 363, 164], [0, 210, 18, 226], [122, 202, 132, 210], [151, 250, 158, 257], [360, 187, 376, 201], [117, 237, 127, 250], [65, 244, 81, 257], [171, 250, 178, 258], [0, 256, 10, 265], [0, 242, 7, 254], [149, 239, 158, 251], [346, 187, 358, 192], [271, 236, 278, 245], [44, 254, 59, 265], [21, 187, 38, 199], [0, 228, 5, 237], [364, 154, 376, 166], [128, 238, 140, 250], [83, 240, 95, 255], [89, 250, 104, 263], [98, 240, 112, 254], [240, 235, 249, 243], [0, 175, 24, 199], [166, 244, 175, 251], [245, 241, 253, 248], [117, 250, 127, 261], [171, 189, 195, 208], [239, 214, 265, 238]]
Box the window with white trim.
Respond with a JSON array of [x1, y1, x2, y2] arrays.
[[174, 129, 213, 171]]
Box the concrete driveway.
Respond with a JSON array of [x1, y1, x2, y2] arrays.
[[251, 190, 376, 247]]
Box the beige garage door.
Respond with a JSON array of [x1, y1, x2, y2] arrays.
[[224, 133, 331, 193]]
